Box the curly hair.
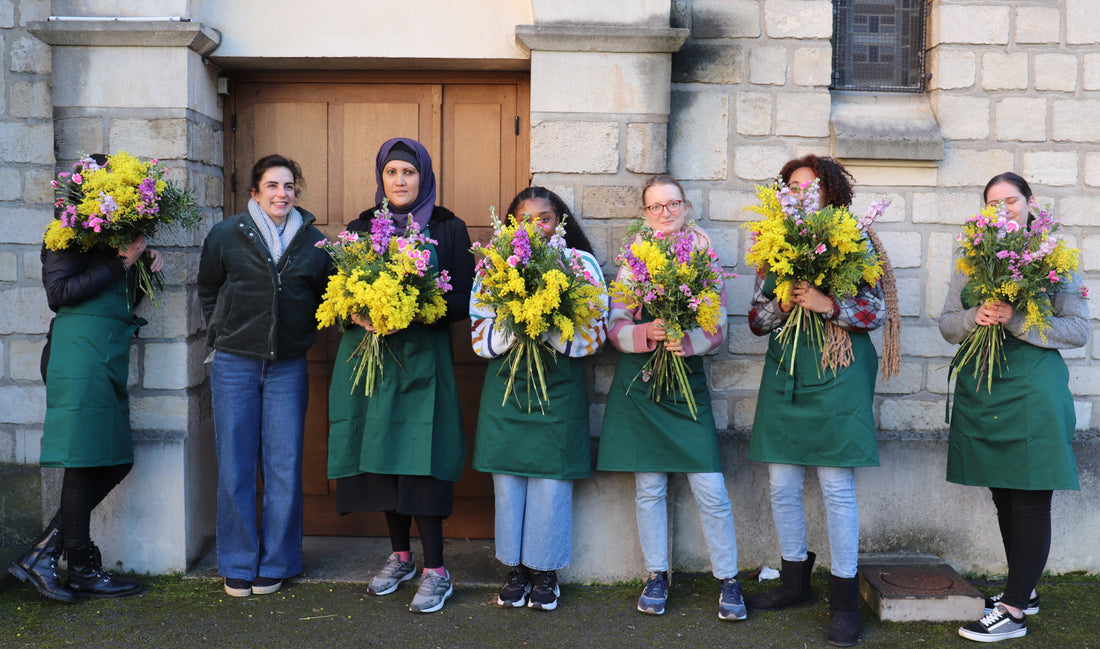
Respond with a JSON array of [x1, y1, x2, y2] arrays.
[[506, 186, 594, 254], [779, 155, 854, 209]]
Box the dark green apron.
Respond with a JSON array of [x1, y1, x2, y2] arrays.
[[597, 312, 720, 473], [747, 273, 879, 468], [327, 239, 465, 482], [41, 275, 140, 468], [474, 349, 590, 480], [947, 287, 1078, 490]]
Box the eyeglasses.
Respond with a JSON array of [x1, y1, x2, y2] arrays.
[[644, 200, 684, 216]]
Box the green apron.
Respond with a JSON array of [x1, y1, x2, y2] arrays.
[[327, 239, 465, 483], [747, 273, 879, 468], [947, 288, 1078, 490], [474, 348, 590, 480], [41, 275, 141, 468], [597, 312, 720, 473]]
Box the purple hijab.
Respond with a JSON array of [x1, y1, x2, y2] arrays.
[[374, 137, 437, 230]]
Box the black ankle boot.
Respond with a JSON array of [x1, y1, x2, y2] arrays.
[[66, 542, 144, 599], [827, 574, 862, 647], [7, 523, 79, 603], [747, 551, 815, 611]]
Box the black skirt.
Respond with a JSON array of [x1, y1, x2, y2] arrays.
[[335, 472, 454, 517]]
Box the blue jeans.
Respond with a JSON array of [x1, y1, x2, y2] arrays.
[[767, 463, 859, 578], [493, 473, 573, 571], [635, 472, 738, 579], [211, 351, 308, 581]]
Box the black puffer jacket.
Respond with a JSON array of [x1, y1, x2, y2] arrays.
[[198, 209, 333, 360]]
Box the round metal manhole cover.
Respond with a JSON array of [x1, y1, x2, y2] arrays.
[[878, 568, 955, 591]]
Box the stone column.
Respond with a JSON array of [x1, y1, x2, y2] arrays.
[[25, 17, 222, 573]]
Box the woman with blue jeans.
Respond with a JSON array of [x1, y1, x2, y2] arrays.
[[198, 154, 332, 598], [746, 155, 895, 647], [471, 187, 607, 611]]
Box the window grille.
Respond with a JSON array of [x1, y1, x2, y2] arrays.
[[831, 0, 927, 93]]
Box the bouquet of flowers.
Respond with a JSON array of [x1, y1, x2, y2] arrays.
[[743, 179, 888, 375], [609, 221, 732, 421], [44, 152, 201, 305], [315, 201, 452, 395], [471, 208, 606, 411], [950, 202, 1084, 392]]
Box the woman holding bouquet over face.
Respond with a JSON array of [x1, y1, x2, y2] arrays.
[[470, 187, 608, 611], [9, 158, 165, 602], [940, 172, 1088, 643], [199, 154, 333, 598], [327, 138, 474, 614], [597, 175, 746, 622], [746, 155, 896, 648]]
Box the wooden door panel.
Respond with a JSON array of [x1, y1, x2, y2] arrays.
[[250, 102, 330, 225], [336, 102, 422, 227]]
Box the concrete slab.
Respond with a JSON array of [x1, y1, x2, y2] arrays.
[[859, 552, 984, 622]]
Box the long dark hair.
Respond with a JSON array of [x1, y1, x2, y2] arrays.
[[779, 154, 854, 209], [506, 186, 594, 254], [250, 154, 304, 194]]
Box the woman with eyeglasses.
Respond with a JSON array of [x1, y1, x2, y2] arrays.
[[597, 174, 745, 623]]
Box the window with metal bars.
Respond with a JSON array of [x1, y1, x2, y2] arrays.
[[831, 0, 928, 93]]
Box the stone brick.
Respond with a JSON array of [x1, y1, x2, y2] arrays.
[[706, 227, 739, 270], [692, 0, 760, 38], [763, 0, 832, 39], [936, 147, 1014, 188], [9, 35, 50, 73], [1023, 151, 1079, 187], [530, 121, 618, 174], [625, 122, 667, 174], [130, 395, 190, 432], [875, 362, 923, 395], [0, 286, 52, 335], [1015, 7, 1061, 44], [925, 232, 959, 319], [879, 400, 947, 432], [710, 359, 764, 391], [1069, 367, 1100, 396], [530, 51, 671, 115], [673, 41, 744, 84], [1, 205, 54, 244], [735, 92, 772, 136], [791, 45, 831, 87], [16, 428, 43, 464], [0, 385, 46, 425], [1053, 100, 1100, 143], [669, 90, 729, 181], [23, 168, 54, 204], [933, 95, 990, 140], [1083, 236, 1100, 272], [934, 5, 1010, 45], [875, 231, 921, 269], [894, 275, 922, 317], [0, 251, 17, 281], [733, 145, 789, 182], [108, 119, 189, 160], [205, 176, 224, 209], [928, 49, 976, 90], [0, 122, 54, 164], [980, 52, 1028, 91], [774, 91, 831, 137], [9, 338, 45, 382], [994, 97, 1047, 142], [1057, 195, 1100, 227], [912, 191, 972, 225], [0, 167, 20, 200], [711, 397, 729, 431], [23, 250, 41, 280], [56, 117, 106, 162], [732, 396, 757, 429], [1085, 54, 1100, 91], [0, 0, 13, 27], [709, 189, 759, 222], [1034, 54, 1078, 92], [1086, 153, 1100, 187], [131, 290, 193, 339], [1067, 0, 1100, 45], [10, 81, 51, 119], [749, 46, 787, 85], [143, 341, 205, 390], [581, 186, 639, 221], [726, 324, 769, 355], [1073, 401, 1093, 431]]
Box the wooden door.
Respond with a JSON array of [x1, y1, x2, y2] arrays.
[[227, 74, 529, 538]]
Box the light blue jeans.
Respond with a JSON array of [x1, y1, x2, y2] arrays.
[[211, 351, 308, 581], [493, 473, 573, 571], [635, 472, 738, 579], [767, 463, 859, 578]]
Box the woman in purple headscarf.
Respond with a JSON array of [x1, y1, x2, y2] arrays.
[[327, 138, 474, 613]]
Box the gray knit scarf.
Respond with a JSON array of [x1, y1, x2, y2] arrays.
[[248, 198, 303, 263]]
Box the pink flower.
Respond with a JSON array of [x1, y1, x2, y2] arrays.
[[1082, 287, 1090, 299], [507, 255, 519, 267], [814, 243, 827, 255], [72, 174, 83, 184], [1005, 221, 1020, 233], [1048, 270, 1060, 282]]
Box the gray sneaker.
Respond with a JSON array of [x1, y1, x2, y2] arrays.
[[369, 552, 416, 596], [409, 570, 454, 613], [718, 577, 748, 621]]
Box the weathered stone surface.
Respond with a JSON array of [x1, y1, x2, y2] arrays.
[[894, 276, 922, 317], [669, 90, 728, 181], [733, 145, 789, 182], [0, 167, 20, 201], [1058, 195, 1100, 227], [109, 119, 189, 160], [0, 385, 46, 425], [672, 40, 744, 84], [933, 95, 990, 140], [763, 0, 831, 39], [625, 122, 667, 174], [874, 362, 923, 395], [581, 186, 640, 221], [1035, 54, 1078, 92], [735, 91, 772, 136], [692, 0, 760, 38], [775, 91, 830, 137], [0, 251, 16, 281], [9, 34, 50, 73], [530, 121, 619, 175], [1053, 99, 1100, 143], [0, 0, 14, 28], [875, 231, 921, 269], [709, 189, 758, 222], [726, 325, 769, 356], [710, 358, 763, 391], [1085, 153, 1100, 187], [1024, 151, 1079, 187], [933, 5, 1010, 45], [1085, 54, 1100, 91], [10, 80, 51, 118], [0, 122, 54, 164], [530, 51, 672, 115], [936, 147, 1014, 187], [9, 337, 45, 381], [791, 45, 831, 87], [928, 48, 976, 90], [143, 340, 205, 390], [994, 97, 1047, 142], [749, 45, 786, 85], [925, 232, 959, 320], [1015, 6, 1061, 44], [23, 167, 54, 204], [1067, 0, 1100, 44], [980, 52, 1028, 91]]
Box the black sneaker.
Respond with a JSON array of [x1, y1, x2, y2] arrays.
[[528, 570, 560, 611], [959, 604, 1027, 642], [984, 591, 1039, 616], [496, 565, 531, 608], [224, 578, 251, 597], [636, 571, 669, 615]]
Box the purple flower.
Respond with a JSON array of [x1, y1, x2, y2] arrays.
[[436, 270, 453, 292], [370, 215, 395, 255], [858, 198, 891, 231], [511, 227, 533, 265], [97, 192, 119, 218], [672, 230, 695, 264]]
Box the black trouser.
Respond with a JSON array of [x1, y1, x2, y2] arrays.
[[989, 487, 1053, 611], [385, 511, 445, 570], [53, 463, 134, 550]]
